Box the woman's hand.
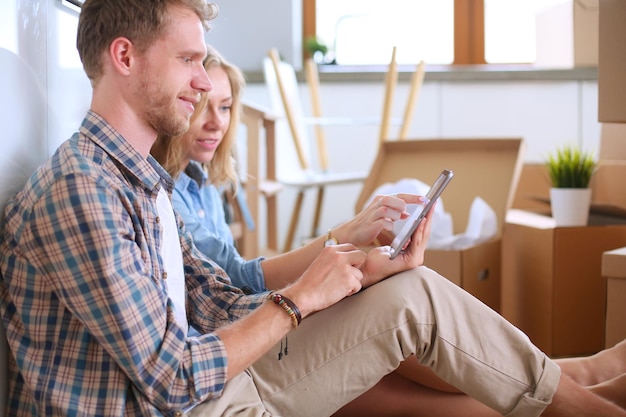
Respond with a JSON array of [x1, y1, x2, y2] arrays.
[[358, 201, 435, 288], [333, 194, 426, 247]]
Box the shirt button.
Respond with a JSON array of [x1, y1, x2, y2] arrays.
[[198, 209, 205, 218], [162, 271, 168, 280], [156, 216, 161, 224], [174, 411, 183, 417]]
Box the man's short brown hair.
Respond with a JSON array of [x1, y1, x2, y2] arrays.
[[77, 0, 217, 83]]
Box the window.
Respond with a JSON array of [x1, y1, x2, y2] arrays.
[[308, 0, 572, 65], [57, 0, 84, 13], [315, 0, 454, 65], [484, 0, 567, 63]]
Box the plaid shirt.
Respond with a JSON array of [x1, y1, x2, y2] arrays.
[[0, 111, 267, 416]]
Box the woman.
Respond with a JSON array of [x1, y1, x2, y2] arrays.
[[151, 45, 626, 416]]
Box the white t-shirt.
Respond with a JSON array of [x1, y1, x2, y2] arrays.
[[156, 187, 187, 332]]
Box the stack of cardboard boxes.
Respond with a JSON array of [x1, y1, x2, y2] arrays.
[[597, 0, 626, 350], [503, 124, 626, 357], [502, 0, 626, 357]]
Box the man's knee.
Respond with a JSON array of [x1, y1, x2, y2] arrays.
[[366, 267, 451, 305], [358, 267, 446, 320]]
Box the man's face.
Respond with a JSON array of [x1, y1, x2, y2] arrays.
[[133, 5, 211, 137]]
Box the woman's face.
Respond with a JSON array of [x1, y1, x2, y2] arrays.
[[180, 65, 232, 168]]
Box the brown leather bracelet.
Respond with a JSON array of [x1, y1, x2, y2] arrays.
[[269, 293, 302, 327]]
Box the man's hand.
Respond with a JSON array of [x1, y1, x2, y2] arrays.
[[283, 243, 367, 318]]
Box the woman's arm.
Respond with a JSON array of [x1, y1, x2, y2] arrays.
[[261, 193, 423, 289], [172, 183, 266, 292]]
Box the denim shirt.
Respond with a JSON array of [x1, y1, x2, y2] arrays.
[[172, 162, 266, 294]]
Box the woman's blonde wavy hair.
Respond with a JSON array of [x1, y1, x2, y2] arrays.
[[151, 45, 246, 189]]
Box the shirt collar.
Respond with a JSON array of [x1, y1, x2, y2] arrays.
[[183, 161, 208, 188], [79, 110, 174, 193]]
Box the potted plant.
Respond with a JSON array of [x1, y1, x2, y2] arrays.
[[304, 36, 330, 64], [545, 144, 597, 226]]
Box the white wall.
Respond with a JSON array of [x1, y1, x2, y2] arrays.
[[0, 1, 90, 414], [0, 0, 91, 161], [206, 0, 303, 71]]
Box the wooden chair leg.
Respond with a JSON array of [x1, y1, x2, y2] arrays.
[[284, 190, 305, 252], [266, 193, 279, 253], [311, 186, 325, 238]]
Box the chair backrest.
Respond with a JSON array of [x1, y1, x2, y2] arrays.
[[398, 60, 426, 140], [379, 46, 398, 144], [263, 47, 426, 180], [303, 58, 330, 171], [263, 49, 316, 181], [378, 48, 426, 143], [264, 48, 391, 176]]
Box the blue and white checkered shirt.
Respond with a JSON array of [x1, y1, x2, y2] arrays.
[[0, 110, 267, 416]]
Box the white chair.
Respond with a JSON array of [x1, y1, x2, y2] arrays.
[[263, 47, 425, 251]]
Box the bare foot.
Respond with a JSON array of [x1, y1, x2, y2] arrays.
[[543, 373, 626, 417], [558, 339, 626, 386], [588, 374, 626, 410]]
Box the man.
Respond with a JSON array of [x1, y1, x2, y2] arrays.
[[0, 0, 624, 416]]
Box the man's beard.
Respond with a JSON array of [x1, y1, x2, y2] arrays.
[[138, 74, 190, 137]]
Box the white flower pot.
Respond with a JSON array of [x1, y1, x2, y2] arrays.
[[550, 188, 592, 227]]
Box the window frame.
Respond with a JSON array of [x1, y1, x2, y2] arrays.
[[303, 0, 485, 65]]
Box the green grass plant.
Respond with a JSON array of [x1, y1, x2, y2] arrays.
[[546, 145, 596, 188]]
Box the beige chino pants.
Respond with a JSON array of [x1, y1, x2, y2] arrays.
[[190, 266, 560, 417]]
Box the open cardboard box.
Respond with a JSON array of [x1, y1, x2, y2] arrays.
[[355, 138, 525, 312]]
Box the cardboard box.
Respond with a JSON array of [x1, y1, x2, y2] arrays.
[[598, 0, 626, 122], [502, 209, 626, 357], [355, 138, 525, 312], [603, 246, 626, 348], [590, 162, 626, 218], [599, 123, 626, 161], [535, 0, 598, 67], [511, 163, 551, 214], [594, 125, 626, 220]]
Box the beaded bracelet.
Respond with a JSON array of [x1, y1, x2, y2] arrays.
[[269, 293, 302, 328]]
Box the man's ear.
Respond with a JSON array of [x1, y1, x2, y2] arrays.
[[108, 37, 134, 76]]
